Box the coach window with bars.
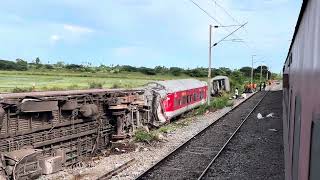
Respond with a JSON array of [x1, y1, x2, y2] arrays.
[[194, 93, 197, 101], [182, 96, 187, 105], [292, 96, 301, 180], [309, 113, 320, 180], [174, 98, 180, 108]]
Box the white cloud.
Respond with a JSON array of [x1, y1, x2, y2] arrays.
[[50, 34, 61, 42], [63, 24, 94, 33]]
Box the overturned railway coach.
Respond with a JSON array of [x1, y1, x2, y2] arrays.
[[0, 79, 207, 179]]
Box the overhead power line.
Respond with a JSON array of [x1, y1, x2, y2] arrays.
[[213, 22, 248, 47], [188, 0, 223, 25], [211, 0, 241, 24], [209, 0, 255, 52], [188, 0, 253, 51]]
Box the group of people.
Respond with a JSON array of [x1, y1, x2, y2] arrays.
[[259, 82, 267, 91], [234, 82, 267, 99]]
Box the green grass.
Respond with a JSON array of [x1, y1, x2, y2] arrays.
[[195, 94, 234, 115], [0, 70, 188, 92], [134, 129, 157, 143]]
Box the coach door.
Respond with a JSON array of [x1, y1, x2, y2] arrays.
[[292, 95, 301, 180], [309, 113, 320, 180]]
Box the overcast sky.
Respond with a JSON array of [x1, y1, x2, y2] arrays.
[[0, 0, 302, 72]]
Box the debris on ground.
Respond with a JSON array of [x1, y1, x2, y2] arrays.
[[97, 159, 136, 180], [266, 113, 274, 118], [257, 113, 264, 119], [268, 129, 278, 132]]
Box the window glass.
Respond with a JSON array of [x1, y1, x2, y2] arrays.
[[309, 114, 320, 180], [292, 96, 301, 180]]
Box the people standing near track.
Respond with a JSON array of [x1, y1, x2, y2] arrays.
[[235, 88, 239, 99], [263, 82, 266, 90], [259, 83, 262, 91]]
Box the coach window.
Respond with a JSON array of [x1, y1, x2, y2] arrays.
[[292, 96, 301, 180], [288, 53, 292, 67], [174, 98, 180, 107], [194, 93, 197, 101], [309, 113, 320, 180]]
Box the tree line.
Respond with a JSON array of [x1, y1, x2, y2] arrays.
[[0, 57, 273, 80]]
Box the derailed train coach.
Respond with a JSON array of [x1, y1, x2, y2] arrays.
[[0, 79, 207, 179]]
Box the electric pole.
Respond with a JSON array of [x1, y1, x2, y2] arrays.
[[251, 55, 255, 87], [207, 25, 212, 105], [260, 64, 263, 83]]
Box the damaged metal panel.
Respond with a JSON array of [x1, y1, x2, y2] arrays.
[[0, 107, 4, 130], [61, 100, 78, 110], [19, 100, 58, 112], [39, 156, 62, 175], [0, 88, 153, 179], [79, 104, 99, 118]]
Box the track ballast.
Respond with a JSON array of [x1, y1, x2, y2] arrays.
[[137, 92, 267, 180]]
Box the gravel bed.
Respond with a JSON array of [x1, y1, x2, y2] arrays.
[[202, 91, 284, 180], [38, 93, 254, 180], [137, 92, 265, 180]]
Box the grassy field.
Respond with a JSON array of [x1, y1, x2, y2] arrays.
[[0, 70, 191, 92]]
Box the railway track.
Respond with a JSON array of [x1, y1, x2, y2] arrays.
[[136, 91, 268, 180]]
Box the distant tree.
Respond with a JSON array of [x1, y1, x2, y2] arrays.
[[65, 64, 84, 70], [169, 67, 184, 76], [35, 57, 41, 65], [139, 67, 156, 75], [120, 65, 137, 72], [218, 67, 232, 76], [186, 68, 207, 77], [54, 61, 65, 68], [0, 60, 17, 70], [239, 66, 252, 77], [154, 66, 168, 74], [15, 58, 28, 71], [34, 57, 42, 69], [44, 64, 54, 69]]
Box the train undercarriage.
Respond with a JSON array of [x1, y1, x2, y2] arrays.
[[0, 88, 160, 180]]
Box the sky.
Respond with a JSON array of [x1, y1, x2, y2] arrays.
[[0, 0, 302, 73]]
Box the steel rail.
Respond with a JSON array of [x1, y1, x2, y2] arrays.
[[135, 92, 259, 180], [197, 91, 269, 180]]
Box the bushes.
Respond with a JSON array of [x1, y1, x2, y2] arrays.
[[11, 87, 33, 93], [88, 81, 104, 89], [0, 59, 28, 71], [134, 129, 157, 143], [139, 67, 156, 75], [195, 95, 233, 115]]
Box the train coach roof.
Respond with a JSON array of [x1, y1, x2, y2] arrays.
[[211, 76, 229, 81], [149, 79, 207, 93]]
